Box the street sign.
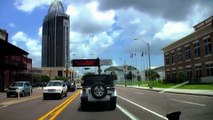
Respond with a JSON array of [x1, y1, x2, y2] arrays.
[[100, 59, 112, 65], [72, 59, 100, 67]]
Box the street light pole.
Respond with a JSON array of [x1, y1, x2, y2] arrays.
[[134, 38, 152, 88], [147, 43, 151, 81], [124, 60, 127, 87]]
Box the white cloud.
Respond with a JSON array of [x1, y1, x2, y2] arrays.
[[12, 31, 41, 67], [38, 26, 42, 37], [14, 0, 54, 12], [9, 23, 16, 28], [67, 1, 117, 60], [66, 1, 115, 34], [70, 31, 115, 59], [91, 32, 114, 48], [130, 18, 141, 24], [154, 21, 193, 40], [112, 60, 118, 66]]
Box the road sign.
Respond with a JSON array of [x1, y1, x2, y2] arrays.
[[100, 59, 112, 65], [72, 59, 100, 67]]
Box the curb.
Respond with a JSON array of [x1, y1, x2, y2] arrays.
[[116, 85, 213, 97], [0, 95, 42, 108]]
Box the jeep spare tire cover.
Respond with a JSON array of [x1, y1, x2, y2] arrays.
[[91, 83, 107, 99]]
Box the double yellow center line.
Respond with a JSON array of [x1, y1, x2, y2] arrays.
[[39, 90, 80, 120]]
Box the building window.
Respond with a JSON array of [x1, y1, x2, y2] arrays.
[[166, 54, 170, 65], [204, 37, 212, 56], [206, 63, 213, 76], [185, 46, 191, 60], [194, 42, 200, 58], [186, 67, 192, 79], [58, 71, 63, 76], [166, 71, 170, 79], [195, 66, 202, 78], [178, 49, 182, 63], [171, 53, 175, 64], [171, 69, 176, 79]]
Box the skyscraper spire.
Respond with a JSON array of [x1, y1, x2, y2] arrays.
[[48, 0, 64, 15]]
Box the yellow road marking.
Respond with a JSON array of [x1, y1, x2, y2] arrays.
[[49, 91, 80, 120], [38, 90, 80, 120]]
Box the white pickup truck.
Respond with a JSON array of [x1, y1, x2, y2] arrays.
[[43, 80, 68, 100]]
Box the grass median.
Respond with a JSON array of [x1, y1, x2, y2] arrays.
[[116, 80, 213, 90]]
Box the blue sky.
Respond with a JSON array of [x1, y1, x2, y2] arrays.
[[0, 0, 212, 71]]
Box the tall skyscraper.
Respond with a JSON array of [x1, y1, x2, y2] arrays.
[[42, 0, 70, 68]]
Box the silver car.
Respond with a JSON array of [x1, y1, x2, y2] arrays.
[[6, 81, 32, 97]]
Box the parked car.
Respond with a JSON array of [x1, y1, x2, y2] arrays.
[[43, 80, 68, 100], [6, 81, 32, 97], [66, 81, 76, 92]]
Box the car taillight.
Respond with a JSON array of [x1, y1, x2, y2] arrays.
[[111, 88, 115, 91]]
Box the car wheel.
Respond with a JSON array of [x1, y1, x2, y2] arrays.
[[43, 95, 47, 100], [91, 83, 107, 99], [110, 100, 116, 110], [20, 91, 25, 97], [7, 93, 10, 98], [60, 92, 63, 99], [81, 102, 87, 110], [65, 91, 67, 97]]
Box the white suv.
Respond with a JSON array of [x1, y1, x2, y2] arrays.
[[80, 75, 117, 110], [43, 80, 67, 100]]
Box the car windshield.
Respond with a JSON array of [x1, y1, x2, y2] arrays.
[[47, 82, 62, 86], [11, 82, 24, 87]]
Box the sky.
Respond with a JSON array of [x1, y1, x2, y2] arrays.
[[0, 0, 212, 71]]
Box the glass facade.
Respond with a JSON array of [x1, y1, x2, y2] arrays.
[[42, 0, 70, 67]]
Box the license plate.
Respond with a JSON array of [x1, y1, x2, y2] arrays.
[[48, 89, 55, 92]]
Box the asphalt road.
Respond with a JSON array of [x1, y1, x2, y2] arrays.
[[0, 87, 213, 120]]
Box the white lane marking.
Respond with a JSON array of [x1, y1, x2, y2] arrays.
[[171, 99, 206, 107], [117, 104, 139, 120], [118, 95, 168, 120], [159, 81, 189, 93], [164, 92, 213, 99], [134, 92, 144, 95]]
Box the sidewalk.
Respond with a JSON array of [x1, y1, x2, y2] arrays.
[[0, 88, 43, 108], [116, 85, 213, 97]]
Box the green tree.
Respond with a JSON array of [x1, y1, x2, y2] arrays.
[[125, 71, 133, 80], [41, 75, 50, 83], [110, 71, 117, 80], [32, 74, 42, 83], [145, 69, 160, 80]]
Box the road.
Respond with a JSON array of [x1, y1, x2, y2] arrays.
[[0, 87, 213, 120]]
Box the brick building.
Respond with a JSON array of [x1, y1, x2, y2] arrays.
[[0, 29, 32, 91], [162, 16, 213, 83]]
